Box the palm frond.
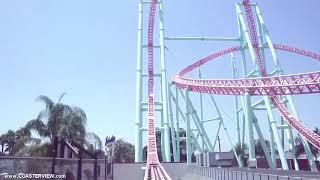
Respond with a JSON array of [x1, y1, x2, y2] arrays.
[[57, 92, 67, 103], [37, 95, 54, 112], [37, 110, 48, 122], [86, 132, 102, 150], [71, 106, 87, 126], [25, 119, 50, 138]]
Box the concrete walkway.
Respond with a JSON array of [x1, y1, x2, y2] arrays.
[[180, 173, 209, 180]]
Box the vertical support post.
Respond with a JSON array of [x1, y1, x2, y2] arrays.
[[94, 153, 98, 180], [212, 121, 222, 150], [160, 108, 166, 161], [198, 68, 205, 152], [77, 150, 83, 180], [135, 0, 143, 163], [104, 155, 107, 180], [267, 116, 276, 166], [237, 7, 248, 149], [241, 114, 246, 149], [59, 138, 65, 158], [159, 0, 171, 162], [287, 128, 300, 170], [264, 96, 289, 170], [244, 92, 257, 168], [170, 88, 202, 151], [231, 53, 241, 145], [209, 95, 243, 166], [252, 116, 275, 169], [51, 136, 58, 180], [219, 119, 243, 167], [179, 89, 212, 151], [185, 89, 192, 164], [175, 86, 181, 162], [280, 97, 286, 149], [168, 85, 178, 162], [285, 96, 318, 171]]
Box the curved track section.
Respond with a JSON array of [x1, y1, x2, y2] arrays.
[[174, 45, 320, 96], [173, 0, 320, 150], [144, 0, 171, 180]]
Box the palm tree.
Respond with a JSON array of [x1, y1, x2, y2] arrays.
[[85, 132, 102, 150], [0, 94, 103, 157], [0, 134, 6, 154], [0, 127, 37, 156], [23, 94, 104, 157], [26, 94, 87, 145], [3, 130, 16, 155]]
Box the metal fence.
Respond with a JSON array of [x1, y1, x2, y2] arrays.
[[189, 166, 320, 180], [0, 157, 112, 180]]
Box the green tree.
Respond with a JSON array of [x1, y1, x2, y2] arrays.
[[294, 127, 320, 160], [0, 94, 102, 157], [22, 94, 103, 157], [3, 130, 16, 155], [310, 128, 319, 160], [113, 139, 135, 163], [255, 139, 271, 157], [26, 94, 87, 145], [0, 133, 7, 155], [85, 132, 103, 152], [294, 136, 305, 157], [232, 143, 248, 164]]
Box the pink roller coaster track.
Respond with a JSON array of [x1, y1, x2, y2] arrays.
[[144, 0, 171, 179], [145, 0, 319, 179], [173, 1, 320, 151]]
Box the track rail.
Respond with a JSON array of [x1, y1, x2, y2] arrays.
[[174, 45, 320, 96], [144, 0, 172, 179], [173, 0, 320, 150]]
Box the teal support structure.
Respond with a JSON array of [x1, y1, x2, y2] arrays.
[[185, 90, 192, 164], [198, 68, 206, 152], [168, 84, 178, 162], [159, 0, 171, 162], [244, 92, 257, 168], [175, 86, 181, 162], [231, 53, 241, 145], [135, 0, 171, 163], [135, 0, 143, 162], [135, 1, 318, 170]]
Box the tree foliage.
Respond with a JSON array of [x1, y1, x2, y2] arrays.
[[113, 139, 135, 163], [295, 127, 320, 160], [255, 139, 271, 157], [0, 94, 103, 157]]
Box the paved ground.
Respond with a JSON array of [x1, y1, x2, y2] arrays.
[[180, 173, 208, 180]]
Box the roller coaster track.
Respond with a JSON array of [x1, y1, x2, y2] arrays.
[[144, 0, 172, 179], [145, 0, 319, 177], [173, 0, 320, 152]]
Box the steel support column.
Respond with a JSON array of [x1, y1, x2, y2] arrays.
[[244, 92, 257, 168], [135, 0, 143, 162], [185, 90, 192, 164], [159, 0, 171, 162]]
